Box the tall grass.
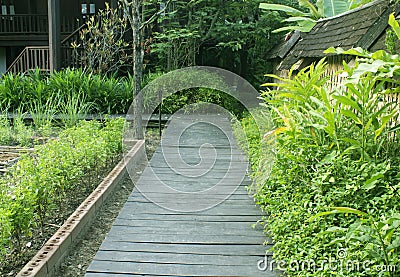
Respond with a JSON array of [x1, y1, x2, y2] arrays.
[[0, 68, 133, 116]]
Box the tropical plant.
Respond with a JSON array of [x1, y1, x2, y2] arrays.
[[236, 21, 400, 273], [259, 0, 372, 33], [74, 2, 131, 75], [58, 91, 91, 128]]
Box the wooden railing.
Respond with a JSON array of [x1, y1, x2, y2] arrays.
[[61, 23, 87, 69], [6, 46, 50, 74], [0, 14, 85, 34], [0, 14, 47, 34]]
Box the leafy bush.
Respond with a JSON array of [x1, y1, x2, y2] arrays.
[[237, 53, 400, 276], [142, 69, 245, 116]]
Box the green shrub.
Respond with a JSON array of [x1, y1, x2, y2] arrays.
[[0, 118, 124, 265], [237, 57, 400, 276]]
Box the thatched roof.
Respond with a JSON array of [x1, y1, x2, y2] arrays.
[[270, 0, 399, 70]]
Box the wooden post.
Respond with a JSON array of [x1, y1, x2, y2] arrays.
[[158, 89, 162, 138], [48, 0, 60, 72]]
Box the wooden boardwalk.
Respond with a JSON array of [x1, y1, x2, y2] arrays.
[[86, 114, 278, 276]]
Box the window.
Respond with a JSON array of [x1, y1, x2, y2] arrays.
[[81, 0, 95, 15]]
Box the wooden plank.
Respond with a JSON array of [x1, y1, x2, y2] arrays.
[[128, 194, 255, 203], [105, 231, 266, 245], [113, 219, 263, 231], [98, 241, 272, 255], [132, 184, 249, 193], [93, 251, 267, 266], [116, 214, 263, 223], [86, 260, 277, 276], [108, 225, 265, 237], [118, 202, 264, 216], [128, 192, 254, 200]]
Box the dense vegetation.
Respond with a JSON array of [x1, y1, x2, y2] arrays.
[[0, 69, 132, 116], [235, 14, 400, 277], [0, 68, 245, 121], [80, 0, 301, 87], [0, 118, 124, 273]]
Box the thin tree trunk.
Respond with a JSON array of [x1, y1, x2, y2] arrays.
[[132, 0, 143, 139]]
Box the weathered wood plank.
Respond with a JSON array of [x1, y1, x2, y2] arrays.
[[116, 214, 264, 223], [113, 219, 263, 231], [86, 260, 276, 276], [111, 222, 264, 235], [98, 241, 272, 255], [118, 202, 264, 216], [105, 231, 266, 244], [93, 251, 267, 266]]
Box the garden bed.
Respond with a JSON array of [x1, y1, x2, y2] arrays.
[[0, 119, 130, 276], [16, 139, 145, 277]]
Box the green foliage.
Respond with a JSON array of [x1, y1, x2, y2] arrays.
[[0, 119, 124, 265], [148, 0, 282, 86], [75, 2, 131, 75], [386, 29, 398, 55], [142, 69, 244, 115], [0, 68, 133, 115], [237, 33, 400, 275], [0, 115, 12, 145], [12, 114, 34, 147], [260, 0, 372, 33], [152, 29, 201, 70]]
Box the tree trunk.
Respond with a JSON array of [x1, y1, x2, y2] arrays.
[[132, 0, 143, 139]]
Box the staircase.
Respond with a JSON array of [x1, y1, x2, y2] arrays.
[[5, 23, 87, 75], [6, 46, 50, 74]]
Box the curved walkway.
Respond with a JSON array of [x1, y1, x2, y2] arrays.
[[85, 114, 278, 277]]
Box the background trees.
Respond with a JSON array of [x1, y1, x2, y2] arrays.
[[77, 0, 296, 87]]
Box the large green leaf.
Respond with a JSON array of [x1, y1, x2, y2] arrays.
[[299, 0, 323, 19], [283, 17, 316, 24], [388, 13, 400, 39], [259, 3, 307, 16], [333, 95, 361, 112], [324, 46, 371, 58], [323, 0, 349, 17], [272, 24, 314, 33]]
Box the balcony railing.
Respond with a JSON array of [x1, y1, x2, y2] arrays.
[[0, 14, 86, 34]]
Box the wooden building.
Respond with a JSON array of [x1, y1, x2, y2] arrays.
[[268, 0, 400, 87], [0, 0, 118, 74]]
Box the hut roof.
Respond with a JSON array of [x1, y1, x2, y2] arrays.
[[271, 0, 399, 70]]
